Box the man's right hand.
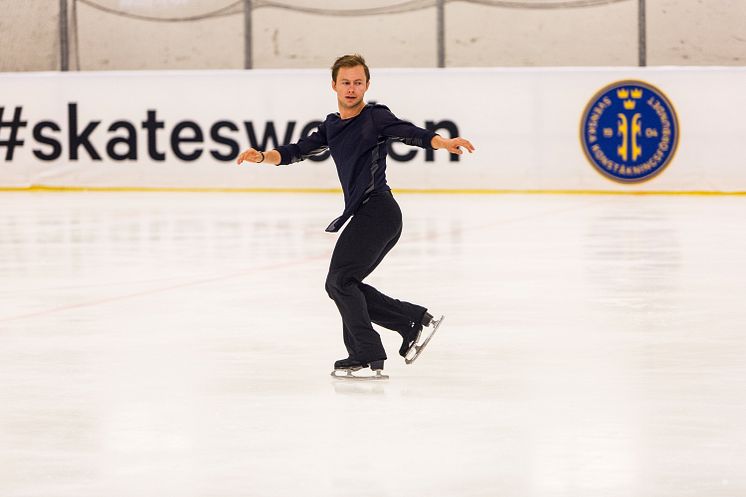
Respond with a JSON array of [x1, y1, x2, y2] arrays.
[[236, 148, 265, 165]]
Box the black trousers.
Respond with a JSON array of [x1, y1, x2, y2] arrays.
[[325, 190, 427, 363]]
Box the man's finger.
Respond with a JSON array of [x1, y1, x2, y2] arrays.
[[460, 139, 475, 152]]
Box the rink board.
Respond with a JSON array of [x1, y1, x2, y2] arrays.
[[0, 67, 744, 192]]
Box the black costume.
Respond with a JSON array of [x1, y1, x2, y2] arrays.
[[275, 103, 436, 364]]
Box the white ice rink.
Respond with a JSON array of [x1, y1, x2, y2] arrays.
[[1, 191, 745, 497]]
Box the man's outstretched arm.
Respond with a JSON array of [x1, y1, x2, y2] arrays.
[[236, 124, 328, 166], [372, 105, 475, 154]]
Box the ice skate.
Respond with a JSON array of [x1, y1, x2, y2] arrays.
[[400, 311, 434, 358], [331, 358, 389, 380], [404, 314, 445, 364]]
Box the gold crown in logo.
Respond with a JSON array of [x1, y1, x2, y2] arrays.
[[617, 88, 643, 100], [617, 87, 643, 110]]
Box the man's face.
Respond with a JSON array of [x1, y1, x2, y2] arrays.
[[332, 65, 370, 111]]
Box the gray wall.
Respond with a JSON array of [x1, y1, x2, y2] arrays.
[[0, 0, 59, 71], [1, 0, 745, 72]]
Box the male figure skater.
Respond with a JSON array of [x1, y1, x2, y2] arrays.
[[236, 54, 474, 375]]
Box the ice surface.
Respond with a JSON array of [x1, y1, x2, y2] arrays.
[[1, 191, 745, 497]]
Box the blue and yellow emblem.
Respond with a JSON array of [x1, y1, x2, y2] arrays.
[[580, 80, 679, 183]]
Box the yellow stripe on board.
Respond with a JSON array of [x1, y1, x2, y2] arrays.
[[1, 185, 746, 195], [0, 185, 342, 194], [394, 189, 746, 196]]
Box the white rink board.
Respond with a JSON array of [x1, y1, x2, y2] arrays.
[[1, 67, 745, 192]]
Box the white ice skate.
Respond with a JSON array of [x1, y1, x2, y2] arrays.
[[404, 314, 445, 365]]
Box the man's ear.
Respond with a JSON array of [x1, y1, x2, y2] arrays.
[[331, 79, 337, 91]]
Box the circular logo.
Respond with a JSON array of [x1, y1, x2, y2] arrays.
[[580, 80, 679, 183]]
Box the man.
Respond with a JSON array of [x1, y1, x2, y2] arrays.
[[236, 54, 474, 375]]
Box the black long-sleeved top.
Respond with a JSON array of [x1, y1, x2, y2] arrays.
[[275, 103, 437, 232]]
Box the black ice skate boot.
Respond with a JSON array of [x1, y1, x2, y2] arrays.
[[333, 357, 369, 371], [399, 311, 434, 358]]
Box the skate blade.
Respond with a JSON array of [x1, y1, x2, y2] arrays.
[[331, 369, 389, 381], [405, 314, 445, 365]]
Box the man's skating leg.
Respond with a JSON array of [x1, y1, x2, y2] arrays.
[[325, 192, 402, 365], [326, 271, 385, 363]]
